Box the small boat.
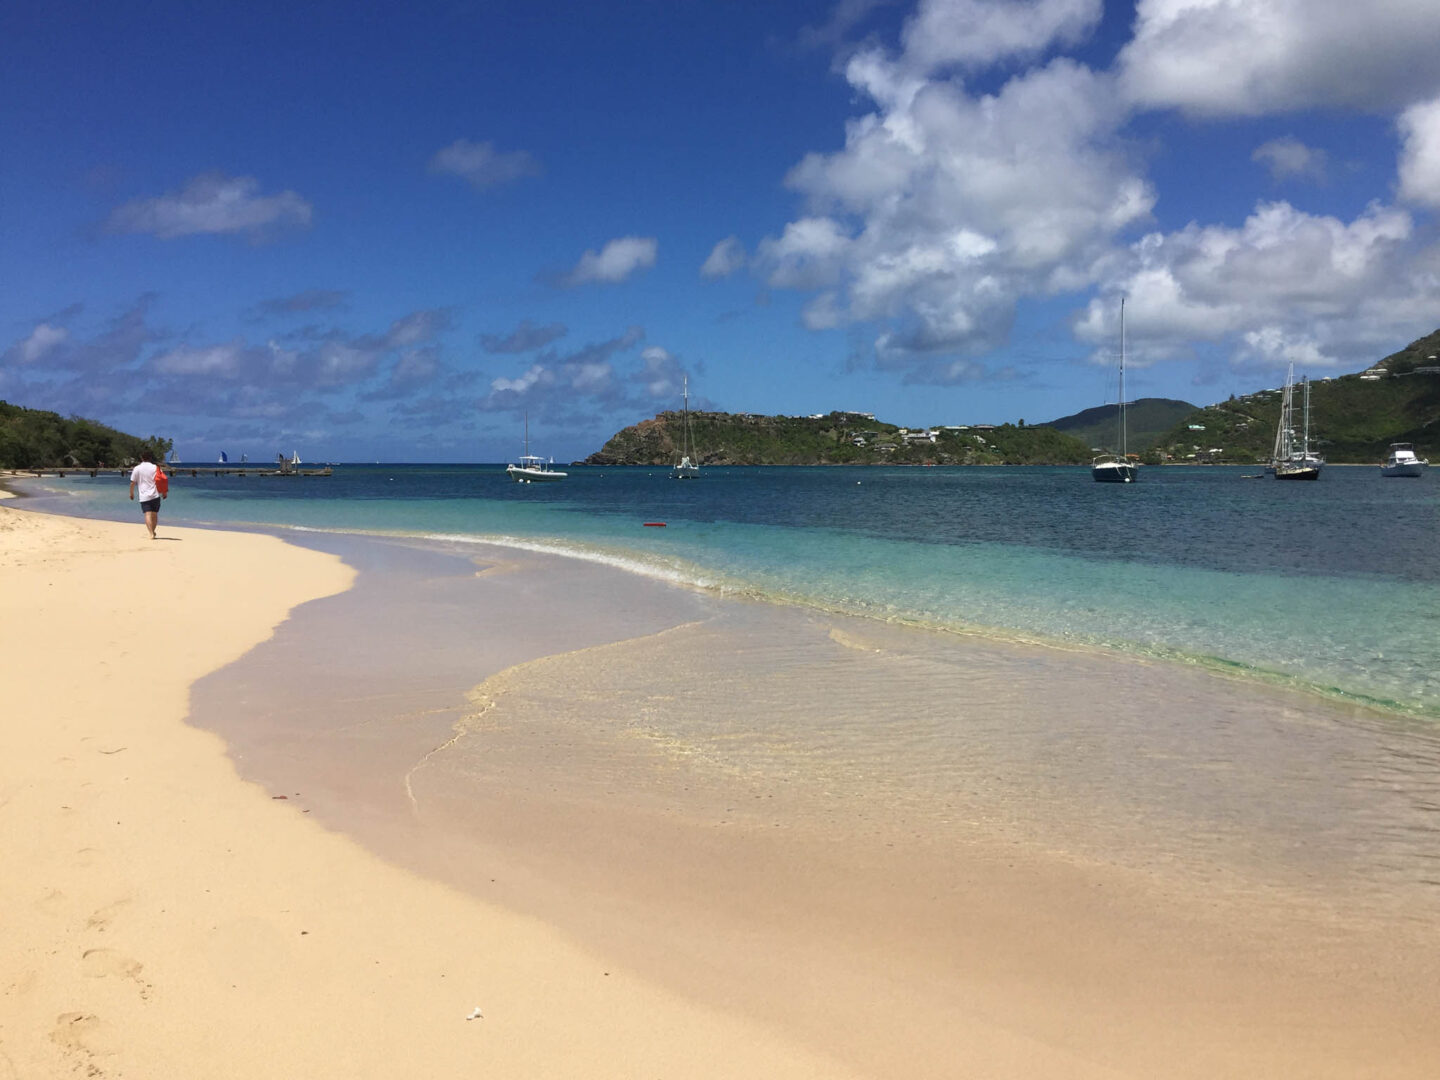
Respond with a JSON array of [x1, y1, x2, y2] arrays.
[[1092, 297, 1137, 483], [291, 450, 301, 466], [1271, 365, 1324, 480], [219, 450, 228, 463], [505, 413, 567, 483], [1380, 442, 1428, 478], [672, 375, 699, 479]]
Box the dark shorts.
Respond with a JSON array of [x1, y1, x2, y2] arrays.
[[140, 498, 162, 513]]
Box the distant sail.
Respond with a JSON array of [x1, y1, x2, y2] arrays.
[[219, 450, 228, 463]]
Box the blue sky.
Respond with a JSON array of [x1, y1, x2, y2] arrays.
[[4, 0, 1440, 462]]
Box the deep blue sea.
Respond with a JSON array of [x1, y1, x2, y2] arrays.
[[18, 463, 1439, 717]]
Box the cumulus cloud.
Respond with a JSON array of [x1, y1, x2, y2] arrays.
[[1118, 0, 1440, 116], [105, 174, 312, 239], [1397, 96, 1440, 208], [900, 0, 1102, 74], [1075, 200, 1419, 371], [700, 236, 747, 279], [480, 319, 568, 353], [761, 44, 1152, 380], [428, 138, 542, 191], [1252, 136, 1327, 182], [564, 236, 658, 285]]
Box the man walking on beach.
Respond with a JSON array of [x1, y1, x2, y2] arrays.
[[129, 450, 166, 539]]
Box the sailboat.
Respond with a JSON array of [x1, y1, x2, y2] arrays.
[[505, 412, 567, 483], [1271, 365, 1324, 480], [219, 450, 228, 463], [672, 375, 700, 479], [168, 449, 180, 465], [290, 451, 301, 467], [1091, 297, 1137, 483]]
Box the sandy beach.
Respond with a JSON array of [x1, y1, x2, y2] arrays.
[[4, 502, 1439, 1078]]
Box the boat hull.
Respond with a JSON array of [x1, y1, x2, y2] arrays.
[[1273, 465, 1321, 480], [1091, 461, 1136, 483], [1380, 462, 1426, 478], [506, 465, 566, 483]]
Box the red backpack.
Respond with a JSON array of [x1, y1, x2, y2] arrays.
[[154, 466, 169, 496]]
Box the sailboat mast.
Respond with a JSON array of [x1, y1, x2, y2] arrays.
[[1118, 297, 1127, 459], [1301, 376, 1311, 458]]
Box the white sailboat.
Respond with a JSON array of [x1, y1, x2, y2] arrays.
[[672, 375, 699, 479], [1380, 443, 1428, 477], [1092, 297, 1137, 483], [505, 412, 567, 483], [290, 450, 301, 466], [1271, 365, 1323, 480]]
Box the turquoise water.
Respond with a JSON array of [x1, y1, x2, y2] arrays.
[[18, 463, 1439, 716]]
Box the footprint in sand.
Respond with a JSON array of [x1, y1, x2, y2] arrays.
[[80, 949, 150, 999], [50, 1011, 117, 1058], [85, 897, 131, 931]]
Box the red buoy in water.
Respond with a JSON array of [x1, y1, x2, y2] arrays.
[[643, 522, 666, 527]]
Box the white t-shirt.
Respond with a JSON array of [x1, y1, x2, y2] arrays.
[[130, 461, 160, 501]]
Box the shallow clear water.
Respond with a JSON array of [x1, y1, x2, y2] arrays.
[[19, 462, 1439, 716]]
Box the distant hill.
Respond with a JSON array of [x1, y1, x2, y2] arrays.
[[584, 411, 1095, 466], [0, 400, 170, 469], [1153, 329, 1440, 464], [1042, 398, 1197, 453]]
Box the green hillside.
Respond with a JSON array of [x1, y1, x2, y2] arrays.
[[1154, 330, 1440, 464], [1044, 397, 1197, 453], [584, 411, 1095, 466], [0, 400, 170, 469]]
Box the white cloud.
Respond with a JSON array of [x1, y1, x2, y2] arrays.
[[700, 236, 746, 279], [756, 217, 852, 289], [1398, 96, 1440, 208], [1119, 0, 1440, 116], [566, 236, 658, 285], [1252, 136, 1327, 182], [428, 139, 541, 191], [4, 322, 69, 365], [491, 363, 551, 395], [900, 0, 1102, 74], [151, 342, 248, 376], [762, 51, 1152, 378], [106, 174, 312, 239], [1075, 200, 1421, 371]]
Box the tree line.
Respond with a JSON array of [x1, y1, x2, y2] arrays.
[[0, 400, 171, 469]]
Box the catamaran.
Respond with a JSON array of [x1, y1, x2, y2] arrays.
[[1271, 364, 1324, 480], [505, 412, 567, 483], [672, 375, 699, 479], [1380, 442, 1428, 477], [1092, 297, 1137, 483]]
